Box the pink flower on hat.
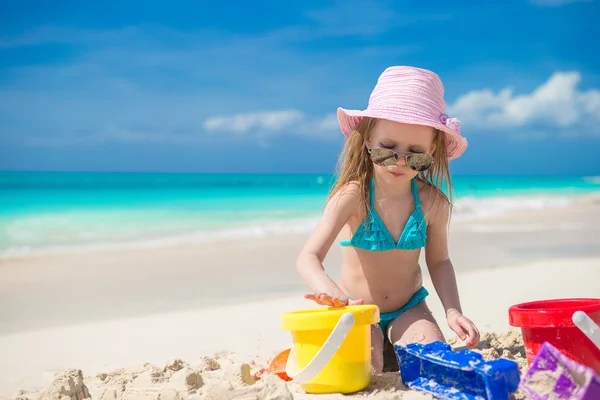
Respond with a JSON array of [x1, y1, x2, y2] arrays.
[[440, 113, 461, 134], [446, 118, 461, 133]]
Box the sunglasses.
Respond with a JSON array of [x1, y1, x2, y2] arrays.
[[368, 147, 434, 171]]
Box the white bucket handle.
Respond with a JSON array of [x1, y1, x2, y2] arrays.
[[573, 310, 600, 350], [285, 311, 355, 384]]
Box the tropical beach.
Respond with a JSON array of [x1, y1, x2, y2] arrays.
[[2, 0, 599, 398], [1, 172, 600, 399]]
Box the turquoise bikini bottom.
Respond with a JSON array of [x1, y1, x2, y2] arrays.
[[377, 286, 429, 335]]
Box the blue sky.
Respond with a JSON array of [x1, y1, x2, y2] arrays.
[[1, 0, 599, 175]]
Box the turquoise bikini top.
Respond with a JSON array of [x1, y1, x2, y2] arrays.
[[340, 178, 428, 251]]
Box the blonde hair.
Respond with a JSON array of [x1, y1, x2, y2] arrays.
[[326, 117, 454, 221]]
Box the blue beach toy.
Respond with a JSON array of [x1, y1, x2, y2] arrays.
[[394, 341, 520, 400]]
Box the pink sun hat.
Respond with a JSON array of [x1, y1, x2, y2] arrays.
[[337, 66, 468, 160]]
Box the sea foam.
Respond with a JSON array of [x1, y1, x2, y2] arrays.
[[0, 192, 596, 259]]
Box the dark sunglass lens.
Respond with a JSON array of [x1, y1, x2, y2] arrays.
[[406, 154, 434, 171], [370, 148, 398, 166]]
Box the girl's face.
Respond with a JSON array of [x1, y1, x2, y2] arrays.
[[366, 119, 436, 184]]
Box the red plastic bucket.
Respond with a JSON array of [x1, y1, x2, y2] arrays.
[[509, 298, 600, 374]]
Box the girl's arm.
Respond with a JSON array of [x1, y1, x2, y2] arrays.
[[424, 198, 462, 317], [296, 182, 360, 303], [424, 191, 480, 348]]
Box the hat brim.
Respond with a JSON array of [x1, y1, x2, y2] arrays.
[[337, 107, 468, 161]]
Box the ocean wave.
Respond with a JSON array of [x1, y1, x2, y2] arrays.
[[451, 194, 574, 220], [0, 216, 323, 259], [1, 192, 598, 259], [583, 176, 600, 184]]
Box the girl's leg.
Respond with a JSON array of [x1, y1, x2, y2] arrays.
[[371, 323, 384, 374], [386, 301, 445, 346]]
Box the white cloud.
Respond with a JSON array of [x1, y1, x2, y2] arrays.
[[203, 110, 305, 134], [447, 71, 600, 131], [18, 110, 344, 147], [201, 110, 345, 142], [529, 0, 591, 6], [24, 125, 205, 147], [314, 113, 340, 131]]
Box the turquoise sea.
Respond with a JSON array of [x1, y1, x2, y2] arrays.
[[1, 171, 599, 257]]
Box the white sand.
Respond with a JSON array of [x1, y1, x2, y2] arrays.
[[1, 204, 600, 399], [2, 257, 599, 399]]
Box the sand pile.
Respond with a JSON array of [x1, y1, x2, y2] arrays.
[[12, 331, 532, 400]]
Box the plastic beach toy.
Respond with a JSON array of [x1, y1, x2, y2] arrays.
[[519, 341, 600, 400], [394, 341, 520, 399], [280, 304, 380, 394], [266, 348, 292, 382], [509, 298, 600, 374]]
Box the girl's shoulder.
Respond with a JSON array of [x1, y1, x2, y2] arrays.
[[329, 179, 362, 199], [325, 179, 362, 211], [324, 179, 368, 223], [416, 178, 451, 223]]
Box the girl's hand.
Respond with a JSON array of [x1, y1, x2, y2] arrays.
[[446, 310, 480, 349], [304, 293, 364, 307]]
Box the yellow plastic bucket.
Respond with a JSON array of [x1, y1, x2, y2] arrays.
[[280, 304, 380, 394]]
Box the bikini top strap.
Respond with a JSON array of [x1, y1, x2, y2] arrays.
[[411, 178, 422, 209], [369, 178, 375, 207]]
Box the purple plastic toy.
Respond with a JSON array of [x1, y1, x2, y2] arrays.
[[519, 341, 600, 400]]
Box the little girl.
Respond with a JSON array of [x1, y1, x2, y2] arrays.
[[296, 66, 480, 373]]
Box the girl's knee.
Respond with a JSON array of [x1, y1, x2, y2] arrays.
[[396, 321, 445, 345], [388, 302, 445, 345]]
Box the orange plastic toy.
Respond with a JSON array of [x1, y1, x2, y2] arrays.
[[266, 348, 293, 381]]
